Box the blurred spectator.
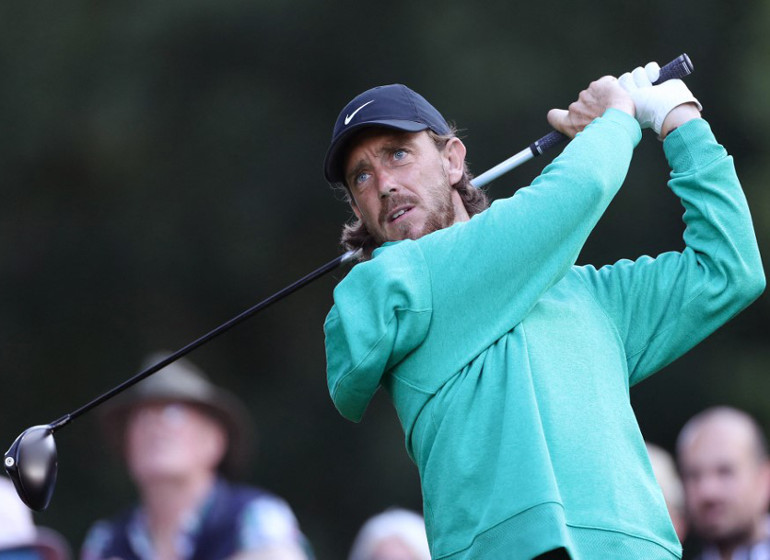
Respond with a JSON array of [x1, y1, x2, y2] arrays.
[[646, 442, 688, 542], [676, 406, 770, 560], [348, 508, 430, 560], [0, 475, 71, 560], [80, 351, 312, 560]]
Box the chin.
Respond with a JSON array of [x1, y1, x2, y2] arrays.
[[697, 522, 735, 542], [131, 461, 186, 481], [383, 226, 415, 243], [399, 221, 430, 241]]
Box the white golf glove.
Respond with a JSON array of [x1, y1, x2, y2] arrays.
[[618, 61, 702, 137]]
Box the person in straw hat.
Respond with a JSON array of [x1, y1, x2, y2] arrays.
[[0, 474, 72, 560], [79, 351, 312, 560]]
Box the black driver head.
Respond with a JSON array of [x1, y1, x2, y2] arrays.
[[4, 425, 58, 511]]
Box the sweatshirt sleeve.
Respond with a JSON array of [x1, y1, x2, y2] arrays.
[[413, 109, 643, 365], [324, 242, 433, 421], [576, 118, 765, 385]]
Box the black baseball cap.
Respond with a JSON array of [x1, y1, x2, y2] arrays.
[[323, 84, 451, 184]]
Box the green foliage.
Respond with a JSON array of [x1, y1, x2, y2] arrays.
[[0, 1, 768, 558]]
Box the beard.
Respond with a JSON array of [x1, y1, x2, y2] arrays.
[[699, 521, 755, 547], [692, 504, 759, 549], [370, 183, 457, 245]]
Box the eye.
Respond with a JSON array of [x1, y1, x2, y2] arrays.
[[161, 404, 187, 426], [393, 149, 407, 161], [353, 171, 371, 187]]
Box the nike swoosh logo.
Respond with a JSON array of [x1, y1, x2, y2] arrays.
[[344, 100, 374, 125]]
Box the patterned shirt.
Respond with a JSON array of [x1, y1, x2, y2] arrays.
[[696, 517, 770, 560], [80, 478, 311, 560]]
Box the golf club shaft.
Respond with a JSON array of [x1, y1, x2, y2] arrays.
[[51, 249, 363, 431], [472, 53, 694, 188], [49, 53, 694, 432]]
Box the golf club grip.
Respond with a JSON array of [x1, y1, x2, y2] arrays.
[[529, 53, 694, 157]]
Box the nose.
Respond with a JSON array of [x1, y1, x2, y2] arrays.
[[691, 473, 724, 502], [376, 168, 400, 199]]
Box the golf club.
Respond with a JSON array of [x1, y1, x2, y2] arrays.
[[4, 53, 693, 511]]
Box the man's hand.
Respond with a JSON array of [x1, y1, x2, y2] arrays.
[[547, 76, 635, 139], [618, 62, 702, 139]]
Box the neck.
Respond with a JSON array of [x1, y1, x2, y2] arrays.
[[450, 188, 470, 224], [715, 516, 769, 560], [137, 472, 217, 560]]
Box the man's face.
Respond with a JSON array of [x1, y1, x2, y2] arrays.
[[343, 129, 469, 244], [125, 402, 226, 485], [678, 418, 770, 545]]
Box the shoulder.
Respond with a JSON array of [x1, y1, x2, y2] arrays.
[[236, 489, 307, 550], [216, 480, 298, 525], [331, 240, 432, 311], [81, 519, 115, 554], [80, 508, 136, 559]]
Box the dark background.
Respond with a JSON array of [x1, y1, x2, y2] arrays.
[[1, 1, 769, 558]]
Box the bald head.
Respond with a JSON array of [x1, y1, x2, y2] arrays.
[[676, 406, 770, 550], [677, 407, 768, 464]]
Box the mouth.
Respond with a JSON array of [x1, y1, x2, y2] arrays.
[[388, 206, 413, 223], [697, 503, 727, 523]]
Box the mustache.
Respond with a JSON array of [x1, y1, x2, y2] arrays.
[[379, 194, 419, 223]]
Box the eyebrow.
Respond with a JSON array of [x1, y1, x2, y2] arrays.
[[345, 133, 419, 184]]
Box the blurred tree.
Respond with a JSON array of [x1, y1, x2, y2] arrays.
[[0, 0, 768, 558]]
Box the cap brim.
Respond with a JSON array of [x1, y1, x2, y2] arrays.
[[323, 119, 430, 184]]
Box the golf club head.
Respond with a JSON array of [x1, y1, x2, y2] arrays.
[[4, 425, 58, 511]]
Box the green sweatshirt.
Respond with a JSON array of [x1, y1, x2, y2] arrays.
[[324, 110, 765, 559]]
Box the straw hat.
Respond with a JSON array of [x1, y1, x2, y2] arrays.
[[100, 351, 254, 477], [0, 475, 72, 560]]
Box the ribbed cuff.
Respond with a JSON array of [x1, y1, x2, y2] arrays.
[[663, 118, 726, 173]]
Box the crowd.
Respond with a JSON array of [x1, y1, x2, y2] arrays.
[[3, 351, 769, 559], [3, 352, 432, 560], [0, 382, 770, 560]]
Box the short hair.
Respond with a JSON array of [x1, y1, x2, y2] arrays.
[[333, 127, 490, 261], [676, 406, 769, 464]]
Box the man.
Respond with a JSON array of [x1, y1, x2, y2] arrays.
[[676, 406, 770, 559], [80, 352, 312, 560], [321, 59, 765, 560], [647, 441, 688, 542]]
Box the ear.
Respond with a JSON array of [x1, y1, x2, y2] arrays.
[[759, 460, 770, 509], [443, 137, 467, 186], [205, 423, 228, 470]]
